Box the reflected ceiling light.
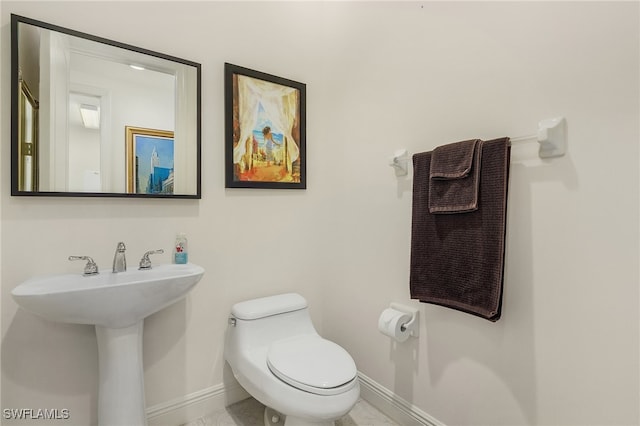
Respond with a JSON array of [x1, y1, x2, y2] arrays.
[[79, 104, 100, 129], [129, 64, 145, 71]]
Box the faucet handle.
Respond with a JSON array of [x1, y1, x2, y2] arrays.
[[139, 249, 164, 270], [69, 256, 99, 276]]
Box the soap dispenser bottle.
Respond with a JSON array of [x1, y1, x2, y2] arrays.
[[174, 233, 188, 264]]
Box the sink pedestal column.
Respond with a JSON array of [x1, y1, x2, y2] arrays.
[[96, 321, 147, 426]]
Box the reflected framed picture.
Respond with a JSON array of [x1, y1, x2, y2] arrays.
[[125, 126, 175, 194], [224, 63, 306, 189]]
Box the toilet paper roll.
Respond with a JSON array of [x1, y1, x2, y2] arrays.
[[378, 308, 412, 342]]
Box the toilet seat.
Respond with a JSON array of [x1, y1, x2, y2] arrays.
[[267, 335, 358, 396]]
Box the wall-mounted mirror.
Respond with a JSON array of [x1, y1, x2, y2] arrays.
[[11, 14, 201, 198]]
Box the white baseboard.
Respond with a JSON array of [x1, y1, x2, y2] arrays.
[[146, 372, 443, 426], [146, 383, 250, 426], [357, 372, 445, 426]]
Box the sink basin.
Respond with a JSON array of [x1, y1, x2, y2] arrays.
[[12, 263, 204, 328], [11, 263, 204, 426]]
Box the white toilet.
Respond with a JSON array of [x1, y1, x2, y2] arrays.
[[224, 293, 360, 426]]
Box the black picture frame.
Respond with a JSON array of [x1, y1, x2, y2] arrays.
[[11, 14, 202, 199], [224, 63, 306, 189]]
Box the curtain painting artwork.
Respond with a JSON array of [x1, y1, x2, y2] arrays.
[[225, 63, 306, 189]]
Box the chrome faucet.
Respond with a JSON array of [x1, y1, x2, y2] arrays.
[[69, 255, 99, 276], [138, 249, 164, 270], [112, 242, 127, 273]]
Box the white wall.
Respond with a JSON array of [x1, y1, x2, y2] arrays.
[[1, 2, 638, 426], [318, 3, 639, 425]]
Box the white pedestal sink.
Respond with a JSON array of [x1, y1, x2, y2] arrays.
[[11, 263, 205, 426]]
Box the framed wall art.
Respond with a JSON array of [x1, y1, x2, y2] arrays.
[[125, 126, 175, 195], [224, 63, 306, 189]]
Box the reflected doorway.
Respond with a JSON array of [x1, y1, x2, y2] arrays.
[[68, 92, 102, 192]]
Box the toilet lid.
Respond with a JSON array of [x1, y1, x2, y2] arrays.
[[267, 335, 357, 396]]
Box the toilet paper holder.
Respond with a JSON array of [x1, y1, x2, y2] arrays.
[[390, 302, 420, 337]]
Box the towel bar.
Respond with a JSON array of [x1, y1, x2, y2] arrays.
[[388, 116, 567, 173]]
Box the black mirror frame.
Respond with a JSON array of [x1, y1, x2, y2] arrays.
[[10, 14, 202, 199]]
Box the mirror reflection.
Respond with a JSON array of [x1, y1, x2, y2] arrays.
[[11, 15, 201, 198]]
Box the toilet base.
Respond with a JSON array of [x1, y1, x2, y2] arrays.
[[264, 407, 334, 426], [264, 407, 285, 426]]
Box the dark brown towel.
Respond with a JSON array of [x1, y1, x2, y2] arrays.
[[429, 139, 483, 214], [410, 138, 510, 321]]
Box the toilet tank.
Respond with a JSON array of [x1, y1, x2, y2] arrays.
[[226, 293, 319, 351]]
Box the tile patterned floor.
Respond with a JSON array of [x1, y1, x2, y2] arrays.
[[183, 397, 399, 426]]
